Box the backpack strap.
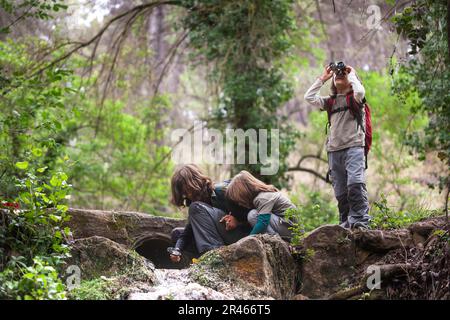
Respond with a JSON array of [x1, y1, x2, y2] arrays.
[[324, 96, 336, 134], [326, 93, 366, 133], [347, 93, 365, 134], [330, 106, 350, 114]]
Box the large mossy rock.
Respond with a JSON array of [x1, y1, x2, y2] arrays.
[[299, 225, 355, 298], [66, 235, 158, 300], [298, 217, 448, 300], [189, 234, 297, 299], [67, 235, 156, 283]]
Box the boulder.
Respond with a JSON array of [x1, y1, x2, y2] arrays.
[[408, 216, 447, 238], [353, 229, 415, 252], [189, 234, 297, 300], [299, 225, 355, 299], [67, 235, 156, 283], [66, 208, 185, 247], [298, 218, 448, 300]]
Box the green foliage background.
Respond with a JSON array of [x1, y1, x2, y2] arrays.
[[391, 0, 449, 192], [0, 0, 448, 300], [181, 0, 308, 187]]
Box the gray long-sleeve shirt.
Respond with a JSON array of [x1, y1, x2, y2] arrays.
[[303, 72, 366, 152], [253, 192, 295, 218]]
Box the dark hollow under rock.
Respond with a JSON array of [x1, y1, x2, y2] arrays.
[[65, 208, 185, 268]]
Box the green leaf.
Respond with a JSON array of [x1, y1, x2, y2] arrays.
[[41, 194, 50, 203], [49, 214, 61, 222], [64, 227, 71, 236], [37, 166, 48, 173], [50, 175, 60, 187], [56, 204, 68, 212], [32, 148, 43, 157], [15, 161, 29, 170], [23, 273, 35, 280]]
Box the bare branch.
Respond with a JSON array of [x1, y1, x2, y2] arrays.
[[151, 31, 189, 97], [27, 1, 183, 78], [294, 154, 328, 168], [288, 166, 330, 183], [93, 6, 148, 136]]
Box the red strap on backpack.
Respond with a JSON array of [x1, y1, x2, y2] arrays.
[[363, 103, 372, 157]]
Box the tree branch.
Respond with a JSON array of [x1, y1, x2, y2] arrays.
[[294, 154, 328, 168], [28, 0, 183, 78], [288, 154, 330, 183], [287, 166, 330, 184]]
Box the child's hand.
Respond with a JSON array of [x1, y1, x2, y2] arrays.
[[170, 254, 181, 263], [319, 65, 333, 82], [220, 214, 238, 231], [168, 247, 182, 263]]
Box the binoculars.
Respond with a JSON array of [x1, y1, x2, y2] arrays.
[[329, 61, 347, 76]]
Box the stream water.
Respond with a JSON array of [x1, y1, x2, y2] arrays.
[[127, 268, 231, 300]]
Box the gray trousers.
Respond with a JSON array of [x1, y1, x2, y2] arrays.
[[247, 209, 293, 241], [328, 146, 371, 226]]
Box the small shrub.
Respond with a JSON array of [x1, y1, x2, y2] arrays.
[[0, 153, 72, 299], [286, 189, 338, 245], [369, 194, 440, 229], [68, 278, 112, 300]]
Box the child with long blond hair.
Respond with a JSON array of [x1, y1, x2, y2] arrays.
[[225, 170, 296, 241]]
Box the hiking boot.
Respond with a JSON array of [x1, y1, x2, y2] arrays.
[[339, 221, 350, 229], [351, 221, 369, 230]]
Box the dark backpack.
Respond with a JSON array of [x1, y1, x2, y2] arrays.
[[324, 91, 373, 169]]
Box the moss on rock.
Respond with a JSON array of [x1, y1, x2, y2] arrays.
[[188, 234, 297, 299], [66, 236, 156, 283]]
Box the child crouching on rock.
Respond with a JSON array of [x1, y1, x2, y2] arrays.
[[225, 170, 296, 241]]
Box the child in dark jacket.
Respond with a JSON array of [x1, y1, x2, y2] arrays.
[[169, 165, 251, 264]]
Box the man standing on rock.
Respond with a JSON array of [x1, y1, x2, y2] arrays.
[[304, 62, 371, 229]]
